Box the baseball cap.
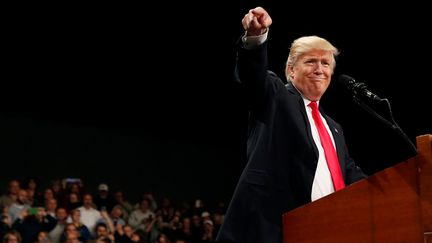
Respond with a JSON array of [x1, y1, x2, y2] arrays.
[[98, 183, 109, 191]]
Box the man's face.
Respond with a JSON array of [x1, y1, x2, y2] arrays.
[[288, 49, 333, 101], [96, 226, 108, 237]]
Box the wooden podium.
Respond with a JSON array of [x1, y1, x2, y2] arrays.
[[282, 134, 432, 243]]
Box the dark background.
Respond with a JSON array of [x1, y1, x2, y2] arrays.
[[1, 2, 430, 206]]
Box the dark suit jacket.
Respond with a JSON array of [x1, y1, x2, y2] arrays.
[[216, 41, 366, 243]]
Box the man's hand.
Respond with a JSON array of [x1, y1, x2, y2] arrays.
[[242, 7, 272, 36]]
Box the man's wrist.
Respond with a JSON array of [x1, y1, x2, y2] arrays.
[[242, 28, 269, 50]]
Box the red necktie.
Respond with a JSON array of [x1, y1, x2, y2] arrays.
[[309, 101, 345, 191]]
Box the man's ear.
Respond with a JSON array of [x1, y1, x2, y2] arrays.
[[286, 64, 294, 80]]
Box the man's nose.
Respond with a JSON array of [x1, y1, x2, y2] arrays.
[[314, 64, 324, 74]]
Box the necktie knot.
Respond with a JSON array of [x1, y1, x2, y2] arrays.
[[308, 101, 318, 111]]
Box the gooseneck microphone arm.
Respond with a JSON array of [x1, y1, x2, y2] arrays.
[[352, 96, 417, 155], [338, 74, 417, 155]]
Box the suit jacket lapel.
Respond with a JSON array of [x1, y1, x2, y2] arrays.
[[321, 111, 347, 180], [286, 83, 319, 159]]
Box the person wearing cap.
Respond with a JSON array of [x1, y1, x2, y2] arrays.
[[200, 211, 210, 221], [201, 219, 215, 242], [93, 184, 115, 214]]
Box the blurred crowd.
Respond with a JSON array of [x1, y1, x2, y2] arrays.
[[1, 178, 226, 243]]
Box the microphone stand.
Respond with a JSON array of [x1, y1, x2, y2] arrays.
[[352, 96, 417, 156]]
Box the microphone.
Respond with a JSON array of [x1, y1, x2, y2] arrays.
[[338, 74, 383, 102]]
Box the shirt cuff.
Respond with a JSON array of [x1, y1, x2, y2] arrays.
[[242, 29, 269, 50]]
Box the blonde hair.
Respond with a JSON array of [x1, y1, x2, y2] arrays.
[[3, 230, 22, 243], [285, 36, 339, 81]]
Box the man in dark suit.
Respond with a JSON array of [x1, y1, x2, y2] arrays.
[[216, 7, 366, 243]]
